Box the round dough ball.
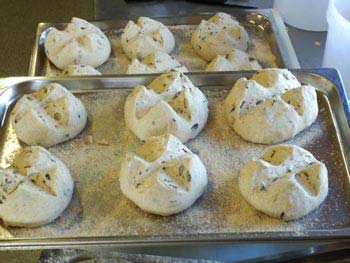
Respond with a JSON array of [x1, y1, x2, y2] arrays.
[[11, 83, 87, 147], [0, 146, 74, 227], [125, 71, 208, 143], [127, 51, 188, 74], [45, 17, 111, 69], [206, 49, 261, 72], [224, 68, 318, 144], [239, 145, 328, 221], [120, 134, 208, 216], [121, 17, 175, 60], [191, 12, 249, 61], [62, 64, 101, 76]]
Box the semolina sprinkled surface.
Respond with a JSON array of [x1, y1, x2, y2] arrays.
[[1, 85, 348, 239]]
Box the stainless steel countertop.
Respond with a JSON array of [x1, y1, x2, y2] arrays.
[[286, 26, 327, 69]]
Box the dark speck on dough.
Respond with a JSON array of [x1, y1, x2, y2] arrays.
[[280, 212, 285, 219]]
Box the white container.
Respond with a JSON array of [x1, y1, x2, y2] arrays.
[[323, 0, 350, 92], [274, 0, 329, 31]]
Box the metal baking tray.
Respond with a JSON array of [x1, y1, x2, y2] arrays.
[[0, 68, 349, 249], [28, 9, 300, 76]]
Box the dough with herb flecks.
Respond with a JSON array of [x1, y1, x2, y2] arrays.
[[124, 71, 208, 143], [239, 144, 328, 221], [0, 146, 74, 227], [206, 49, 261, 72], [121, 17, 175, 60], [224, 68, 318, 144], [191, 12, 249, 61], [127, 51, 188, 74], [61, 64, 101, 76], [11, 83, 87, 147], [120, 134, 207, 216], [45, 17, 111, 69]]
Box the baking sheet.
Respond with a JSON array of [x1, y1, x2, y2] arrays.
[[28, 10, 300, 76], [0, 69, 349, 248]]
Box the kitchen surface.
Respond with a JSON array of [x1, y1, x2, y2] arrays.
[[0, 0, 349, 262]]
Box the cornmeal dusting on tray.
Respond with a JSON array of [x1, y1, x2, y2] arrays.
[[43, 23, 277, 76], [40, 249, 223, 263], [1, 88, 348, 239]]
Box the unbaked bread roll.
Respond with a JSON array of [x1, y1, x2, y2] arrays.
[[206, 49, 261, 72], [125, 71, 208, 143], [45, 17, 111, 69], [127, 51, 188, 74], [239, 145, 328, 221], [11, 83, 87, 147], [191, 12, 249, 61], [62, 64, 101, 76], [224, 68, 318, 144], [0, 146, 74, 227], [120, 134, 208, 216], [121, 17, 175, 60]]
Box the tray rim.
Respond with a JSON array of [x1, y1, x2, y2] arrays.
[[27, 9, 300, 77], [0, 68, 349, 249]]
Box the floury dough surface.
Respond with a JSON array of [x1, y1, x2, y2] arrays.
[[124, 72, 208, 143], [10, 83, 87, 148], [191, 12, 249, 61], [224, 69, 319, 144], [0, 146, 73, 227], [206, 49, 262, 72], [239, 145, 328, 221], [43, 23, 278, 76], [120, 134, 208, 216], [44, 17, 111, 70], [61, 64, 101, 76], [0, 87, 348, 239], [127, 51, 188, 74], [120, 17, 175, 60]]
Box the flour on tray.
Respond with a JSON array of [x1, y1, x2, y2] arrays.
[[4, 87, 347, 239]]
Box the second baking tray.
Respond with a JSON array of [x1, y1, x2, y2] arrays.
[[28, 9, 299, 76], [0, 69, 349, 249]]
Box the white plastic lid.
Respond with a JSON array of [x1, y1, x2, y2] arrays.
[[327, 0, 350, 30], [274, 0, 329, 31]]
